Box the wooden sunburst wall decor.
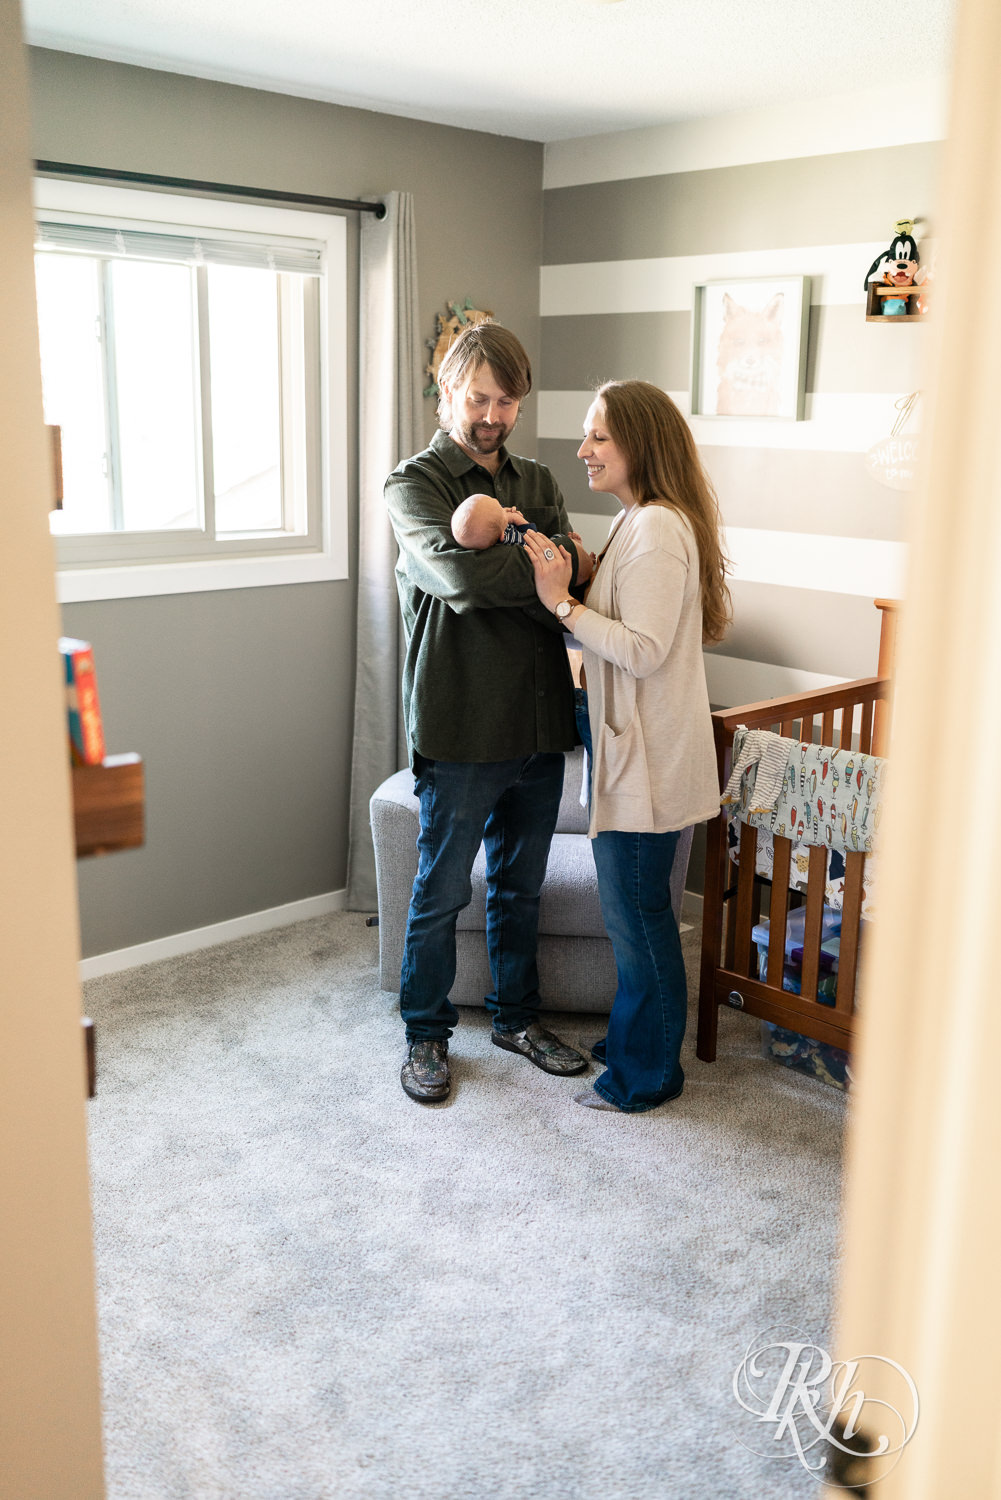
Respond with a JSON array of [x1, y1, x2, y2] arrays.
[[424, 299, 494, 397]]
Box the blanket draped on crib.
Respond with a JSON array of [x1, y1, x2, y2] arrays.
[[721, 727, 887, 918]]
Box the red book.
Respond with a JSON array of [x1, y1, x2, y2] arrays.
[[59, 637, 106, 766]]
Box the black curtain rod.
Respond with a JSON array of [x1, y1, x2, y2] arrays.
[[33, 160, 387, 219]]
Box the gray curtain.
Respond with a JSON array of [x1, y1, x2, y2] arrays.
[[345, 192, 422, 910]]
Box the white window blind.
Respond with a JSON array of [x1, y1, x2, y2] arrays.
[[35, 218, 324, 275]]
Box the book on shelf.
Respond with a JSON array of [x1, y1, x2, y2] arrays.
[[59, 637, 106, 766]]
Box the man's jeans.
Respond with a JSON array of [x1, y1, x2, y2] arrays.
[[576, 693, 686, 1111], [399, 752, 565, 1043]]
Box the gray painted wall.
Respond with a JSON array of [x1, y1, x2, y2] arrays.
[[540, 118, 942, 894], [61, 586, 353, 955], [539, 139, 941, 694], [30, 55, 944, 950], [29, 48, 545, 955]]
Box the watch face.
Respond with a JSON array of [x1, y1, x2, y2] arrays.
[[556, 600, 571, 618]]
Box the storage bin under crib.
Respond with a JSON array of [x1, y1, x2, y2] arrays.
[[751, 904, 861, 1090]]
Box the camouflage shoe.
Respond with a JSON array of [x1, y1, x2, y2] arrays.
[[401, 1039, 450, 1103], [491, 1022, 588, 1076]]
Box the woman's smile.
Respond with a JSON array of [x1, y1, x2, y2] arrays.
[[578, 400, 634, 504]]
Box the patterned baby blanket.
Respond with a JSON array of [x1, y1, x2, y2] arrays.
[[721, 728, 887, 916]]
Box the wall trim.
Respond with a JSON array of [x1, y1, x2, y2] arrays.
[[79, 889, 348, 980], [78, 885, 701, 977]]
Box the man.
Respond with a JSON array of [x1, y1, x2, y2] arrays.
[[385, 323, 588, 1103]]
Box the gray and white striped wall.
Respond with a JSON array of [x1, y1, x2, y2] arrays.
[[538, 82, 947, 708]]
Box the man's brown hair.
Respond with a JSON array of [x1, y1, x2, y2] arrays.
[[436, 322, 532, 428]]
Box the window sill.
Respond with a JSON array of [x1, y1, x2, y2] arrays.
[[56, 548, 348, 603]]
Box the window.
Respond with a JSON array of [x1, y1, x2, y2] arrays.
[[33, 181, 348, 601]]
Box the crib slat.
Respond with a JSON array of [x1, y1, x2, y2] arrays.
[[859, 697, 874, 752], [734, 824, 758, 978], [799, 847, 827, 1002], [835, 852, 866, 1014], [724, 889, 736, 969], [822, 710, 835, 745], [780, 719, 795, 738], [839, 703, 857, 751], [767, 838, 792, 988], [750, 877, 763, 934]]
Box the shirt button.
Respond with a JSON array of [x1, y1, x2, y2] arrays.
[[537, 689, 546, 698]]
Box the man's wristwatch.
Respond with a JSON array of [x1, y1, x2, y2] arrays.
[[555, 598, 578, 621]]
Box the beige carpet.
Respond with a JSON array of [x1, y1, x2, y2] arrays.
[[84, 912, 843, 1498]]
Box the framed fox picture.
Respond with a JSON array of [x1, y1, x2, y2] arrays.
[[690, 275, 811, 420]]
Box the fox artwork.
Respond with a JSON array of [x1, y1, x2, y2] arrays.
[[715, 291, 784, 416]]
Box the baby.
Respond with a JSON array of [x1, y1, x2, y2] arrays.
[[451, 492, 593, 582]]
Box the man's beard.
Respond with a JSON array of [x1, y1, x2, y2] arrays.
[[454, 415, 515, 454]]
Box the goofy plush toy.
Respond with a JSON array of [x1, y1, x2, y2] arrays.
[[864, 219, 924, 315]]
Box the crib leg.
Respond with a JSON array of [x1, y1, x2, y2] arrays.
[[697, 813, 727, 1063], [696, 987, 719, 1062]]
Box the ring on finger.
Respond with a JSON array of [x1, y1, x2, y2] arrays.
[[543, 548, 555, 560]]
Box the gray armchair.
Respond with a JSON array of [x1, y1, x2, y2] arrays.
[[369, 746, 693, 1014]]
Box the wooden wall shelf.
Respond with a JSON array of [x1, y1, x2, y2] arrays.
[[866, 283, 928, 322], [72, 753, 144, 858], [72, 754, 144, 1099]]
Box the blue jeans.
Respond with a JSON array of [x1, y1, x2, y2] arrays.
[[399, 752, 566, 1043], [577, 693, 687, 1111]]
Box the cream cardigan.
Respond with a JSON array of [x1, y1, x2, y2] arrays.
[[569, 502, 720, 838]]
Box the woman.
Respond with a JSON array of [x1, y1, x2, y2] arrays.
[[524, 381, 730, 1112]]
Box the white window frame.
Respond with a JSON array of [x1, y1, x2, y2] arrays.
[[34, 178, 349, 603]]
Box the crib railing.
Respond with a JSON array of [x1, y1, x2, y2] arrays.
[[696, 676, 892, 1064]]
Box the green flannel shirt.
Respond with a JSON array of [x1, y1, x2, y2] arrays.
[[386, 428, 579, 765]]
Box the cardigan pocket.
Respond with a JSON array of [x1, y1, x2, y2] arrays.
[[602, 715, 642, 788], [599, 715, 655, 825]]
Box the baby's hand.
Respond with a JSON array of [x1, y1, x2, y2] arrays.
[[570, 537, 596, 583], [504, 506, 528, 526]]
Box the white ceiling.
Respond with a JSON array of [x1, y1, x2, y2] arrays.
[[23, 0, 956, 144]]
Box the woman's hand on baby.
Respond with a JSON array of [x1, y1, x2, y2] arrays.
[[523, 529, 573, 612]]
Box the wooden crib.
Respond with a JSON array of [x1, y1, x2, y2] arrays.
[[696, 675, 892, 1065]]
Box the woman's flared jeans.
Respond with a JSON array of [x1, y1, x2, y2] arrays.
[[577, 693, 687, 1111]]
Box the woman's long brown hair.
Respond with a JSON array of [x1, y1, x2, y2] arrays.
[[596, 380, 732, 644]]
